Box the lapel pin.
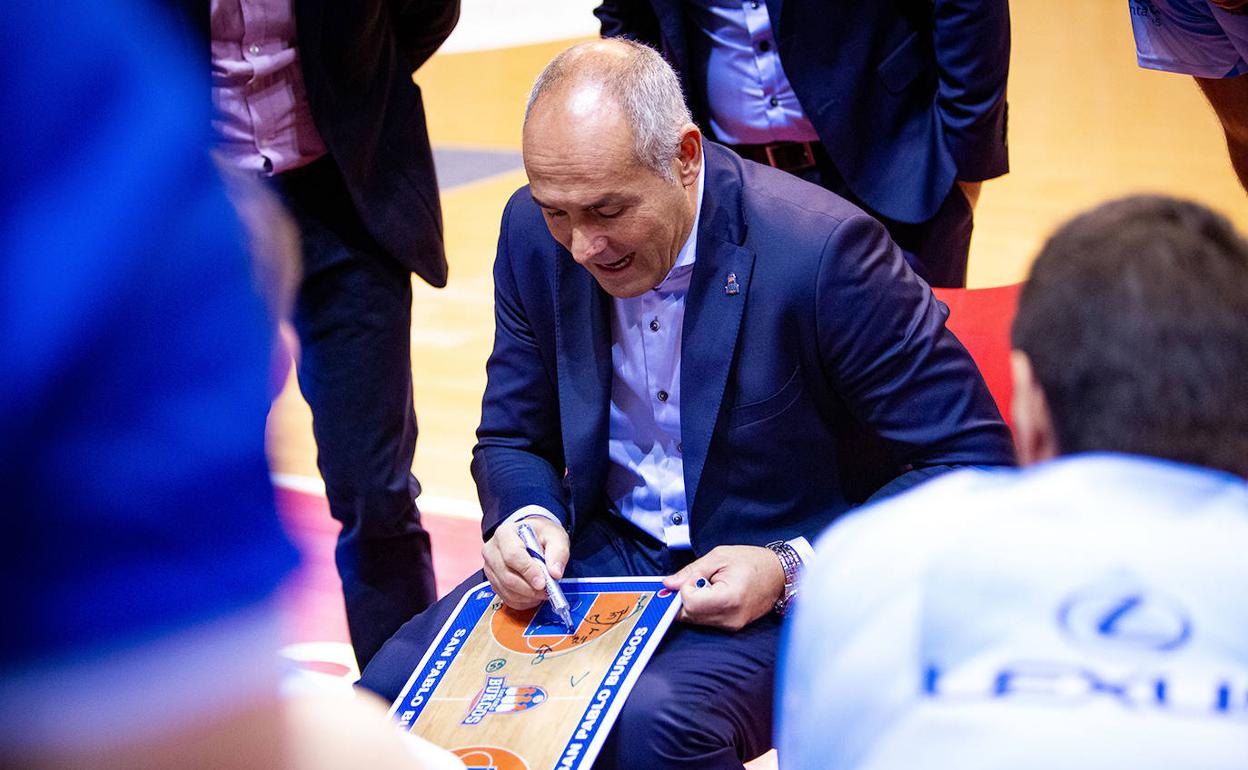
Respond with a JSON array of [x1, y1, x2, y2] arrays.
[[724, 272, 740, 296]]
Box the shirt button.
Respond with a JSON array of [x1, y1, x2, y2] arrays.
[[769, 95, 780, 108], [657, 390, 669, 402], [759, 40, 772, 53], [649, 318, 660, 332], [248, 43, 261, 55], [677, 442, 683, 453], [750, 0, 760, 8], [672, 513, 684, 525]]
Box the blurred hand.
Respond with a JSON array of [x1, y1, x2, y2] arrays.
[[663, 545, 785, 631], [482, 516, 569, 610], [957, 180, 983, 210]]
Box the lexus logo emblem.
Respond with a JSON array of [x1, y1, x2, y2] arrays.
[[1058, 587, 1191, 652]]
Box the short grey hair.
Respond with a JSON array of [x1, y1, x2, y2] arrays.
[[524, 39, 693, 181]]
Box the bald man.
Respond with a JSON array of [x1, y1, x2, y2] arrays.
[[361, 40, 1012, 768]]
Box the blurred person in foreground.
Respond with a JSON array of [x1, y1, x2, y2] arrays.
[[778, 195, 1248, 769], [207, 0, 460, 670], [1130, 0, 1248, 192], [0, 2, 459, 767]]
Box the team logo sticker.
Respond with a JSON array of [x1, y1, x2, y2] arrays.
[[462, 676, 548, 725], [1058, 584, 1192, 653], [453, 745, 529, 770]]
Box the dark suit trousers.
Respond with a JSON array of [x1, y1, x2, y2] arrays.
[[274, 155, 437, 669], [360, 514, 780, 769], [795, 145, 974, 289]]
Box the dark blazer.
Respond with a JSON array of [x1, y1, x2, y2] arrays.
[[471, 142, 1014, 552], [595, 0, 1011, 225], [295, 0, 458, 286], [176, 0, 459, 285]]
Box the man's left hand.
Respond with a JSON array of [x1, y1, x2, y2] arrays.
[[663, 546, 785, 631]]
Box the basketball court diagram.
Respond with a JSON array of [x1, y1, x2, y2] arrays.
[[389, 578, 681, 770]]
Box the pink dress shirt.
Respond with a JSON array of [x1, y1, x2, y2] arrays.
[[211, 0, 326, 175]]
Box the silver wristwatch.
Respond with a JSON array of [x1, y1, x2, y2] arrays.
[[765, 540, 802, 616]]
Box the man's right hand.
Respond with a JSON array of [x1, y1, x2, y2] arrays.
[[481, 516, 570, 610]]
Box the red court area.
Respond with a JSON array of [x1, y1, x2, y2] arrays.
[[275, 485, 485, 647]]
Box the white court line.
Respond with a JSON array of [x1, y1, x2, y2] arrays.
[[271, 473, 483, 521]]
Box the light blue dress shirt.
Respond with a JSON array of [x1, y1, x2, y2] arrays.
[[685, 0, 819, 145], [601, 165, 705, 548]]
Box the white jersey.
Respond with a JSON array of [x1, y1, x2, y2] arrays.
[[778, 454, 1248, 770]]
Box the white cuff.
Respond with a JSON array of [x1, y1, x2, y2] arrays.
[[503, 505, 562, 529], [785, 536, 814, 570]]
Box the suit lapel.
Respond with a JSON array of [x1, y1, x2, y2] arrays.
[[681, 144, 756, 519], [554, 249, 612, 525]]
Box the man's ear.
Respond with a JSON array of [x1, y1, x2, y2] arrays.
[[1010, 350, 1060, 466], [675, 123, 702, 187]]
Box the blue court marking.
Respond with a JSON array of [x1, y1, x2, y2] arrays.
[[433, 146, 524, 191], [525, 594, 599, 636]]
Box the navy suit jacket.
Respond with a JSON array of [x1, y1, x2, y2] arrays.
[[595, 0, 1011, 224], [471, 143, 1013, 553]]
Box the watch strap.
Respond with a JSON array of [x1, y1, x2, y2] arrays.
[[765, 540, 802, 616]]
